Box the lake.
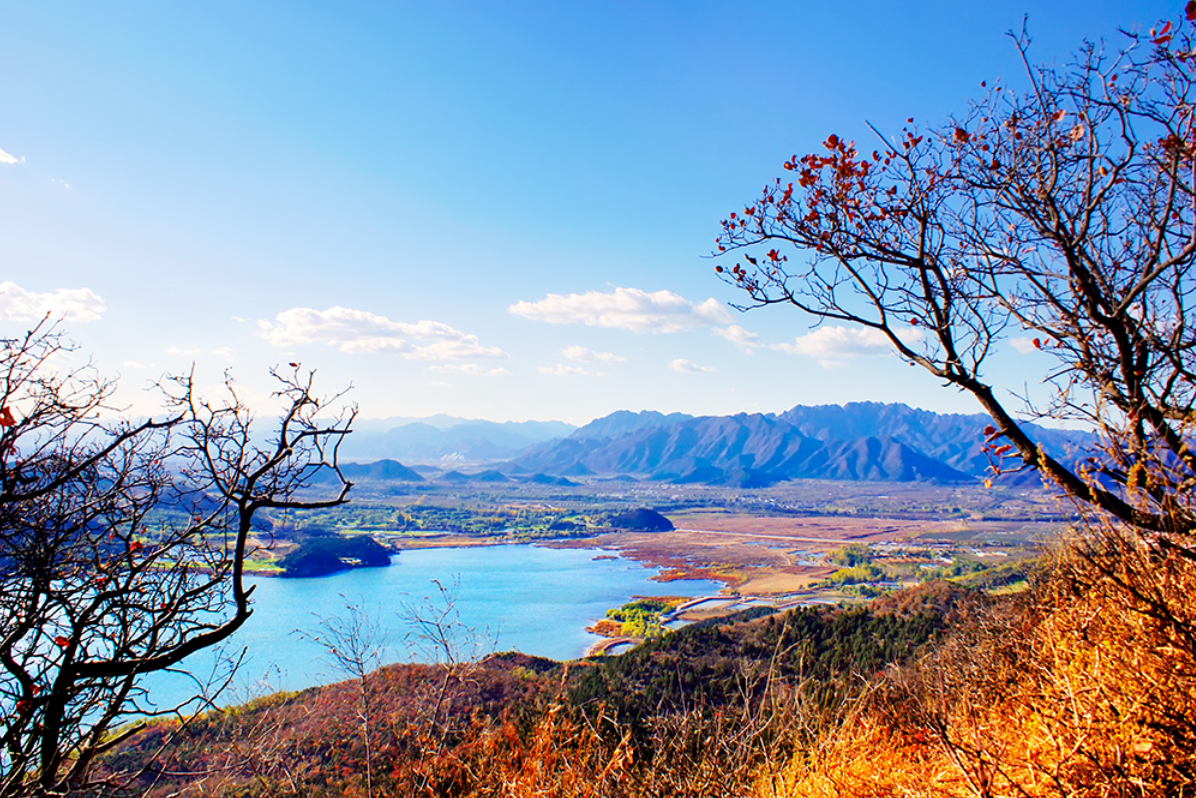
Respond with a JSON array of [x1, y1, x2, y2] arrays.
[[143, 544, 724, 709]]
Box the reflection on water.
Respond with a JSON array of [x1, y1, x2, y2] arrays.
[[143, 544, 723, 708]]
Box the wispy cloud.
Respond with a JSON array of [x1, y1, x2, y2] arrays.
[[713, 324, 760, 349], [259, 306, 506, 360], [562, 345, 626, 364], [670, 359, 715, 373], [430, 363, 512, 376], [539, 364, 590, 377], [772, 325, 906, 367], [0, 147, 24, 165], [1009, 337, 1038, 354], [166, 346, 201, 357], [0, 281, 105, 322], [510, 287, 732, 333]]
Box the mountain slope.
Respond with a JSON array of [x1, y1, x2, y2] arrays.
[[512, 413, 816, 480], [510, 411, 974, 484], [568, 410, 694, 441], [780, 402, 1092, 478]]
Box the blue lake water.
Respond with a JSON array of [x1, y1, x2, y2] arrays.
[[144, 544, 723, 708]]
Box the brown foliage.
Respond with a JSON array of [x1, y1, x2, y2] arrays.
[[716, 13, 1196, 795], [114, 640, 844, 798], [764, 525, 1196, 797]]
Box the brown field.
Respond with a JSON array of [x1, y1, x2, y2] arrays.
[[667, 510, 958, 543], [545, 511, 956, 595], [733, 567, 837, 595]]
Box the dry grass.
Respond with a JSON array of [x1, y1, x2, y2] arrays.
[[757, 522, 1196, 798]]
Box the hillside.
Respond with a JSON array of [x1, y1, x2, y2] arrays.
[[298, 402, 1094, 490], [276, 535, 393, 578], [107, 584, 971, 797], [317, 403, 1092, 488], [341, 459, 425, 482]]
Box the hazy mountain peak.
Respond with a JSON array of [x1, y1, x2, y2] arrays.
[[339, 417, 576, 464]]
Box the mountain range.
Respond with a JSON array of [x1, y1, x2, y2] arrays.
[[504, 403, 1092, 486], [334, 403, 1093, 487]]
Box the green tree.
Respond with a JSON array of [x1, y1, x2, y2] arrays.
[[826, 544, 872, 567]]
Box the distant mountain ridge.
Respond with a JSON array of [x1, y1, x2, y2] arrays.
[[506, 403, 1092, 486], [332, 403, 1093, 487], [780, 402, 1091, 478]]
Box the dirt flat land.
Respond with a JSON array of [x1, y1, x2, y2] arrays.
[[732, 568, 834, 595], [667, 511, 956, 544]]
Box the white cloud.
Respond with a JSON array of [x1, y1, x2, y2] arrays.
[[772, 325, 907, 368], [167, 346, 201, 357], [0, 281, 105, 322], [259, 306, 506, 360], [1009, 337, 1038, 354], [539, 364, 589, 377], [713, 324, 760, 349], [510, 287, 732, 333], [670, 359, 715, 373], [0, 147, 24, 165], [211, 347, 234, 361], [122, 361, 151, 371], [562, 345, 626, 364], [773, 326, 891, 357], [430, 363, 512, 377]]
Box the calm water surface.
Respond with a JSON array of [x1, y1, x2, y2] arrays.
[[146, 544, 723, 708]]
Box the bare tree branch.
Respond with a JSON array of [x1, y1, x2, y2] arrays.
[[0, 322, 354, 797]]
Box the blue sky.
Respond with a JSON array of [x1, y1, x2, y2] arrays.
[[0, 1, 1173, 424]]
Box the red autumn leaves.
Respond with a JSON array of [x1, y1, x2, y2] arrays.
[[715, 127, 917, 281]]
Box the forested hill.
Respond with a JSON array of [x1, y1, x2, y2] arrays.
[[107, 582, 976, 796], [505, 403, 1092, 486]]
